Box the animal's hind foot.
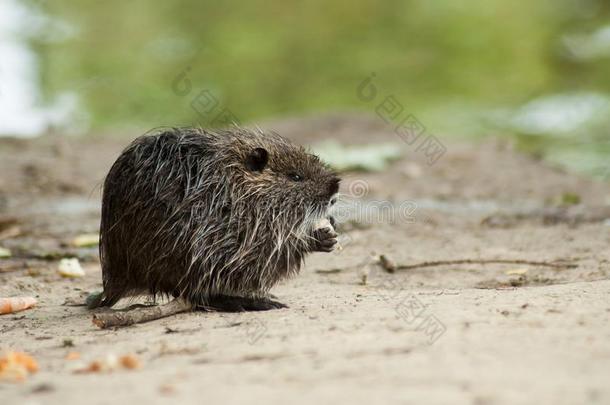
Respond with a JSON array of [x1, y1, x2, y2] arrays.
[[201, 295, 288, 312]]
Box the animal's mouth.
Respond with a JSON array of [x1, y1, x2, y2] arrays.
[[322, 193, 340, 226], [320, 192, 339, 216]]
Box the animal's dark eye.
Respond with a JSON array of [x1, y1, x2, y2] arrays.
[[288, 173, 303, 182]]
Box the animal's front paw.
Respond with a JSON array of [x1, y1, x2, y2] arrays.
[[310, 219, 338, 252]]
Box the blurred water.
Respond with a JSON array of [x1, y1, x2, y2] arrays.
[[0, 0, 608, 178], [563, 24, 610, 61], [488, 92, 610, 178], [0, 0, 81, 137], [505, 93, 610, 136]]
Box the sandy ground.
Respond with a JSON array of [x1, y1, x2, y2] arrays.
[[1, 114, 609, 404]]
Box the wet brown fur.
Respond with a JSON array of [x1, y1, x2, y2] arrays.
[[98, 127, 340, 310]]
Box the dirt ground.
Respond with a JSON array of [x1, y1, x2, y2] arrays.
[[1, 114, 609, 405]]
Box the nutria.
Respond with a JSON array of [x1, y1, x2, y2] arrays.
[[95, 127, 340, 311]]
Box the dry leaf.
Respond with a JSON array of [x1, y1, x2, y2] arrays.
[[58, 258, 85, 278], [505, 268, 529, 276], [71, 234, 99, 248]]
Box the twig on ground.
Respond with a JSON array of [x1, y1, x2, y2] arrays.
[[393, 259, 578, 271], [379, 254, 397, 273], [92, 299, 192, 329], [0, 260, 28, 273]]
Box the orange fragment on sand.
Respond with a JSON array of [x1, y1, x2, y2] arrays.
[[0, 352, 39, 382], [119, 354, 141, 369], [0, 297, 37, 315], [65, 352, 81, 360], [74, 359, 105, 374], [74, 354, 141, 373]]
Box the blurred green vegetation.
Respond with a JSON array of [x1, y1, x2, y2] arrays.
[[26, 0, 610, 176]]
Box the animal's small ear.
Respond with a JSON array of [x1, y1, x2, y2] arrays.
[[245, 147, 268, 172]]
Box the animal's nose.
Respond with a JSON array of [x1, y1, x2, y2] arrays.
[[328, 177, 340, 197]]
